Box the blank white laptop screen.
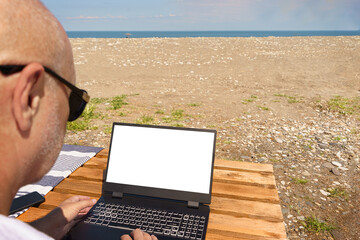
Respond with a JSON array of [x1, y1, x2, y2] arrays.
[[106, 125, 215, 194]]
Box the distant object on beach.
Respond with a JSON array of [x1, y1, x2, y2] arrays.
[[125, 33, 132, 38]]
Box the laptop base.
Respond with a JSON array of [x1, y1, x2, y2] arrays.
[[69, 195, 209, 240]]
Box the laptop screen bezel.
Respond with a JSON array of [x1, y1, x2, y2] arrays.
[[103, 122, 217, 204]]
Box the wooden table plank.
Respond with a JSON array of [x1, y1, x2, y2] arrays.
[[212, 182, 280, 204], [214, 159, 273, 174], [16, 149, 286, 239], [52, 178, 102, 197], [211, 197, 283, 222], [70, 167, 104, 182], [208, 213, 286, 240], [213, 169, 276, 188], [82, 156, 107, 169], [205, 233, 250, 240]]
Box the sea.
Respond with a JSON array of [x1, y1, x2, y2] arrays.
[[67, 30, 360, 38]]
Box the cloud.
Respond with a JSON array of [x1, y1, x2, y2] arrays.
[[139, 14, 179, 19], [175, 0, 360, 30], [66, 15, 127, 20]]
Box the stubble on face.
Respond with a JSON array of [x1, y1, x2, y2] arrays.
[[30, 92, 67, 182]]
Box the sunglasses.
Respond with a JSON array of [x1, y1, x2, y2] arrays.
[[0, 64, 90, 121]]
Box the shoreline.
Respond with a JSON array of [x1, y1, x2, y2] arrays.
[[67, 30, 360, 39]]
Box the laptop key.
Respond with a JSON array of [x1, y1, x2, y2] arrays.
[[89, 218, 97, 224], [163, 229, 171, 236], [95, 218, 104, 225]]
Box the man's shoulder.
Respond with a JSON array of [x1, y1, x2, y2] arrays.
[[0, 214, 53, 240]]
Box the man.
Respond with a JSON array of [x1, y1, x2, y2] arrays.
[[0, 0, 156, 239]]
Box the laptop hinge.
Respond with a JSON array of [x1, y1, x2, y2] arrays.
[[187, 201, 199, 209], [112, 192, 123, 199]]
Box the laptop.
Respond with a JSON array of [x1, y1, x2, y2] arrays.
[[69, 122, 217, 240]]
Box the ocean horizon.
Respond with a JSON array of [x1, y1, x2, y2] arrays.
[[67, 30, 360, 38]]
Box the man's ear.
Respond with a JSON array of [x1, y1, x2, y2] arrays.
[[13, 63, 45, 132]]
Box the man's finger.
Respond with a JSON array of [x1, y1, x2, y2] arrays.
[[142, 231, 152, 240], [120, 234, 133, 240], [130, 228, 144, 239], [60, 195, 92, 205], [58, 198, 96, 222], [151, 235, 158, 240], [69, 198, 97, 211]]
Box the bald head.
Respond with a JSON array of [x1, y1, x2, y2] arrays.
[[0, 0, 77, 194], [0, 0, 75, 83]]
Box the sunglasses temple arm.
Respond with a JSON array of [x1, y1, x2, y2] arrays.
[[82, 92, 90, 103]]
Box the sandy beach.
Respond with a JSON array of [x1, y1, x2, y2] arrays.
[[65, 36, 360, 239]]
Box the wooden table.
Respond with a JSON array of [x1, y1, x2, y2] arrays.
[[18, 149, 287, 240]]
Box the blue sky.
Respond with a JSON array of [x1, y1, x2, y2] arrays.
[[42, 0, 360, 31]]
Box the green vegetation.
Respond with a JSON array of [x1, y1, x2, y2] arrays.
[[171, 109, 184, 120], [155, 110, 165, 114], [104, 125, 113, 134], [224, 140, 232, 144], [66, 104, 100, 131], [274, 93, 301, 103], [301, 216, 335, 233], [332, 136, 346, 141], [287, 96, 300, 103], [172, 123, 184, 127], [327, 188, 349, 200], [242, 95, 258, 104], [110, 95, 128, 110], [188, 103, 201, 107], [327, 96, 360, 115], [257, 105, 270, 111], [161, 117, 173, 123], [67, 120, 98, 131], [81, 104, 101, 120], [90, 97, 107, 104], [118, 112, 126, 117], [269, 158, 279, 163], [136, 115, 154, 125], [291, 177, 309, 184], [161, 109, 186, 124]]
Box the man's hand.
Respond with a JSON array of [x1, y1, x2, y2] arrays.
[[121, 229, 158, 240], [30, 196, 96, 240]]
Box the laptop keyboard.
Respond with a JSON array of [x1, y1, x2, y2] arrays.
[[84, 202, 206, 239]]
